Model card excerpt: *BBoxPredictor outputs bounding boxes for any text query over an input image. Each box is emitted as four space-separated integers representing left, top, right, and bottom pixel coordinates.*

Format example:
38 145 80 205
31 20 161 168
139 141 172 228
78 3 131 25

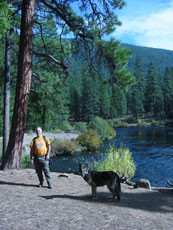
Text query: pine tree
145 62 163 116
129 56 146 118
162 67 173 117
99 78 111 119
110 86 127 117
81 69 100 122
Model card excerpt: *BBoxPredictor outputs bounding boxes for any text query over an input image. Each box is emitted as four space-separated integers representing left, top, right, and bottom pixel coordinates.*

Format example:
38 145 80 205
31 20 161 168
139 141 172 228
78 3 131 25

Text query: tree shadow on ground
0 180 38 188
40 188 173 213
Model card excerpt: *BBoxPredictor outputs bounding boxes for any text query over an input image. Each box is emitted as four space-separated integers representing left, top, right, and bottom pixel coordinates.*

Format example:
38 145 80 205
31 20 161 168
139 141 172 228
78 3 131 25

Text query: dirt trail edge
0 169 172 230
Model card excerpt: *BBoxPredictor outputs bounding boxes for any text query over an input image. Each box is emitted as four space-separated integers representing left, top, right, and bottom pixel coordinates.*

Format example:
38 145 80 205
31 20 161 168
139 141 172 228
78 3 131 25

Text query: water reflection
51 126 173 187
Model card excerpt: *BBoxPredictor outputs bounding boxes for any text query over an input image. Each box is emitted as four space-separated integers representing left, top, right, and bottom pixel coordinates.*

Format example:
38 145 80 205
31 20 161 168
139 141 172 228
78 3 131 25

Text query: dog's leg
91 185 97 199
107 185 114 199
114 182 121 202
108 183 121 202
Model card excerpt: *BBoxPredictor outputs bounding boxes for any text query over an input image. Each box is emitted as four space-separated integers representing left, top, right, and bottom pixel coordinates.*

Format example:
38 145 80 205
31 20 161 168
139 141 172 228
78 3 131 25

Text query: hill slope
122 43 173 73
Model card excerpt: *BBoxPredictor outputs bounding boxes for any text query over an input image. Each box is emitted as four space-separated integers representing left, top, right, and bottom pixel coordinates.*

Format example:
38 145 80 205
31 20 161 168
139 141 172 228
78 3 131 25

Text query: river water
50 126 173 187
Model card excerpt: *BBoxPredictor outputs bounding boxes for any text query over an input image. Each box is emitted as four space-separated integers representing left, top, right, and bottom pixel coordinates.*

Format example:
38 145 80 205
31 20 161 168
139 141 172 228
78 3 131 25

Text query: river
50 126 173 187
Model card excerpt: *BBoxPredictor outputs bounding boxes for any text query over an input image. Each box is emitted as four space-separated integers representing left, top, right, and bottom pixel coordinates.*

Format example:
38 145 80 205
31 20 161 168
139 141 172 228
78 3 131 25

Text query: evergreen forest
1 0 173 136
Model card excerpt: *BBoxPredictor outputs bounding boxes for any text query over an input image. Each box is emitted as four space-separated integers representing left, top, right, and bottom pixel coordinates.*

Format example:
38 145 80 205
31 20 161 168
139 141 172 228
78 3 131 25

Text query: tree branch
32 50 68 75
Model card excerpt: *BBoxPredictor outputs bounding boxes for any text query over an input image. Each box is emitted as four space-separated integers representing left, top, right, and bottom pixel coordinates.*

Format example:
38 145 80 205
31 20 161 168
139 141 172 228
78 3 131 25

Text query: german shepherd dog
79 164 121 201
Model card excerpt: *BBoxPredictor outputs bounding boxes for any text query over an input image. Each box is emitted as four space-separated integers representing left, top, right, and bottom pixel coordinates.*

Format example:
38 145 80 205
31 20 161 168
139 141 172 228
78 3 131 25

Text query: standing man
30 127 53 189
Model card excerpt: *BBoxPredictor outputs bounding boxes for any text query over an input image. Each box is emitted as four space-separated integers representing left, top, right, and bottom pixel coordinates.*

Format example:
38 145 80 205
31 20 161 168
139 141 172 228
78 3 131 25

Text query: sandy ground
0 169 172 230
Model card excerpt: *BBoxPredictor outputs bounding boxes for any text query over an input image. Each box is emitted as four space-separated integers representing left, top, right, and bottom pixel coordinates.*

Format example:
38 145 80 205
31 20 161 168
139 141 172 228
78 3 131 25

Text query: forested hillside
1 0 173 137
122 43 173 74
1 40 173 133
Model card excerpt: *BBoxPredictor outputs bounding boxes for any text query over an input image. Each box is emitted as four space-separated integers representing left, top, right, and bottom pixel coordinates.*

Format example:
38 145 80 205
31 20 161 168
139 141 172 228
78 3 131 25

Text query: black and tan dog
79 164 121 201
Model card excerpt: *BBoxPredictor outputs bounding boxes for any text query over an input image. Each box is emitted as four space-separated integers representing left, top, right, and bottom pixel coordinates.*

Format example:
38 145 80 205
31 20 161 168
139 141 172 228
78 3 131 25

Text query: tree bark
1 0 35 169
3 30 11 155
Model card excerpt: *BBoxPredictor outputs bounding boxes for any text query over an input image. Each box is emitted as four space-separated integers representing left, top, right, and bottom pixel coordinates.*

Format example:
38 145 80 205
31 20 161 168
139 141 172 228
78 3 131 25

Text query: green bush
137 119 147 127
58 121 72 132
76 129 102 152
74 122 87 133
88 116 115 140
107 119 115 128
116 122 129 128
151 120 165 126
51 138 77 155
21 155 32 168
125 116 136 124
165 120 173 127
92 144 136 179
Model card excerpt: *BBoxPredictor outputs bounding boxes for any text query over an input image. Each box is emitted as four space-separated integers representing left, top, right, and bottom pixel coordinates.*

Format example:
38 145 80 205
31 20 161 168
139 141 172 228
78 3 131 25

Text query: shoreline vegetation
0 116 173 180
0 116 173 159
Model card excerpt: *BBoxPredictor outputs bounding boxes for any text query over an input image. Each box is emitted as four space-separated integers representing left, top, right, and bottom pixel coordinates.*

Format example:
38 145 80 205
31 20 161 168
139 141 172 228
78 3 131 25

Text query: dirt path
0 169 172 230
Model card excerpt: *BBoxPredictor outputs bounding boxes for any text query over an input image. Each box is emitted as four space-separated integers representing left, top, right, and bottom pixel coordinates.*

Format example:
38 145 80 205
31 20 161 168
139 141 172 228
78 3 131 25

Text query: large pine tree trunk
3 30 11 155
1 0 35 169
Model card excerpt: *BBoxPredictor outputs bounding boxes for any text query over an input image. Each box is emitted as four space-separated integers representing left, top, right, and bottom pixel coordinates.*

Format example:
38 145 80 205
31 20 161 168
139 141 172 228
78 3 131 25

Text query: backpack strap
33 136 47 146
43 136 47 145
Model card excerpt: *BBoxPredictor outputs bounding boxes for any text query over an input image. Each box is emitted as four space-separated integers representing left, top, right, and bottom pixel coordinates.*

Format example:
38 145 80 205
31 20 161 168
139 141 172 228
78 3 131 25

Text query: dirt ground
0 169 172 230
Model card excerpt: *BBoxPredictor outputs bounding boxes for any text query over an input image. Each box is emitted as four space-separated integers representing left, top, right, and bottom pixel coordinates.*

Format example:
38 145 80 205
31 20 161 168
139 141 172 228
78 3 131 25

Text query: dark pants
34 155 52 187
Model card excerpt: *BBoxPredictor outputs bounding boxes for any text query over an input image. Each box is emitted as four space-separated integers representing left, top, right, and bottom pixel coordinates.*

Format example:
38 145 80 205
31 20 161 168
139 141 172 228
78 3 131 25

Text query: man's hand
30 159 34 165
45 155 49 161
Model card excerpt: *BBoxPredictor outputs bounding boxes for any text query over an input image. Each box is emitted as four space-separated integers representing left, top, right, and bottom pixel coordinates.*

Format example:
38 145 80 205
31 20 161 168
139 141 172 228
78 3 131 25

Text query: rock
134 179 151 190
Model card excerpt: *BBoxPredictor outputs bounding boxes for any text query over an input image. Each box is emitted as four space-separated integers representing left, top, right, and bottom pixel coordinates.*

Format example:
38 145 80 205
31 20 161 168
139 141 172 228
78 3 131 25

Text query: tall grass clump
93 144 136 179
88 116 116 140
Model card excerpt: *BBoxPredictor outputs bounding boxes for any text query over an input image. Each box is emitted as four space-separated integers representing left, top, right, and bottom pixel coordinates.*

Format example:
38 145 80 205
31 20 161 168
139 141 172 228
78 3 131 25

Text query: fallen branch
165 179 173 187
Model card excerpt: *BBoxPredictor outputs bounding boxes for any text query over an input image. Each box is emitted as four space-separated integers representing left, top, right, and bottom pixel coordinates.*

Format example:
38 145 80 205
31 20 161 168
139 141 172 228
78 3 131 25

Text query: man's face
36 128 42 137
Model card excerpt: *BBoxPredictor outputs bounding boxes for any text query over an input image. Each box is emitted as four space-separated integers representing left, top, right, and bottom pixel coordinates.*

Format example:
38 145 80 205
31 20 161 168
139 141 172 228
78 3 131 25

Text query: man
30 127 53 189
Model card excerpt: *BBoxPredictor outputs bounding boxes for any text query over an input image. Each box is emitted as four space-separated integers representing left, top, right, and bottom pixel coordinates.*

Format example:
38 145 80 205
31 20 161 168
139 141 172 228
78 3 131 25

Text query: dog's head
79 164 90 181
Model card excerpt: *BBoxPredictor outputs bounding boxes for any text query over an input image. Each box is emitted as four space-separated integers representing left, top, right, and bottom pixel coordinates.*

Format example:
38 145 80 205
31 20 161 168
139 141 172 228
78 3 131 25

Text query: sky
112 0 173 50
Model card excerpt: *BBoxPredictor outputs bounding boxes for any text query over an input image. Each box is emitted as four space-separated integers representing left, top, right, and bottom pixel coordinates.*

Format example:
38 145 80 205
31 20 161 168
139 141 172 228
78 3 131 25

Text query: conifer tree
129 56 146 118
145 62 163 116
162 67 173 117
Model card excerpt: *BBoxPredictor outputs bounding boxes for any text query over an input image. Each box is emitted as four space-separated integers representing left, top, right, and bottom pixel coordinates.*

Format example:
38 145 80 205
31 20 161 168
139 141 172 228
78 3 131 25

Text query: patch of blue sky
113 0 173 50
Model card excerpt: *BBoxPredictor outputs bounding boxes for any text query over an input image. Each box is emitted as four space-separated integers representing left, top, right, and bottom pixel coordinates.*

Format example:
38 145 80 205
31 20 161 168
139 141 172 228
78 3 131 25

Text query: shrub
165 120 173 127
109 127 116 138
88 116 115 140
137 119 147 127
58 121 72 132
51 138 77 155
107 119 115 128
151 120 165 126
125 116 136 124
117 122 129 128
74 122 87 133
92 144 136 179
21 155 32 168
76 129 102 152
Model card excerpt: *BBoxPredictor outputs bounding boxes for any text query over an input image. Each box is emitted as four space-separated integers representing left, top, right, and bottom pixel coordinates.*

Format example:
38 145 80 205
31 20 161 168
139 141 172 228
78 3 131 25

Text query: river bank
0 168 172 230
0 132 79 156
